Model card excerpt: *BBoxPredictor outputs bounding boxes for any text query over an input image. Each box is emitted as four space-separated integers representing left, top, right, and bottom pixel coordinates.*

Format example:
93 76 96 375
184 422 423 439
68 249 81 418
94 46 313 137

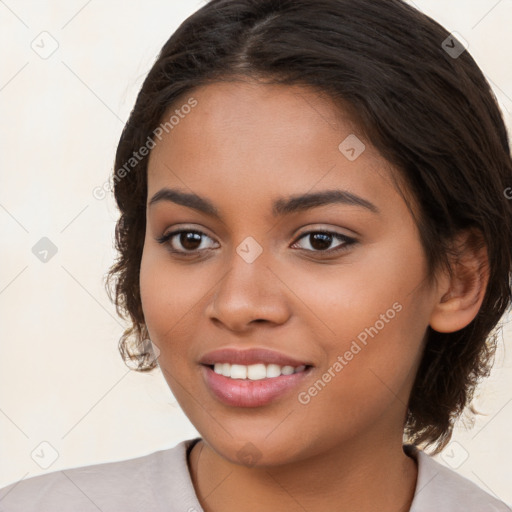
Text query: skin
139 81 488 512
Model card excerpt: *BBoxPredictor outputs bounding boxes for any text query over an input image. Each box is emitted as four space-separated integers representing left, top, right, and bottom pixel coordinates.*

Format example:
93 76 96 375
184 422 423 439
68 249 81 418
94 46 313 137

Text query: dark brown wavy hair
104 0 512 453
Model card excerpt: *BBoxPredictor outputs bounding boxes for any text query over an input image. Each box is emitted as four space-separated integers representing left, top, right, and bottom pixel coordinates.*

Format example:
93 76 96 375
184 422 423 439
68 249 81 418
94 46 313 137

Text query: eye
291 230 356 255
155 228 357 257
155 229 218 254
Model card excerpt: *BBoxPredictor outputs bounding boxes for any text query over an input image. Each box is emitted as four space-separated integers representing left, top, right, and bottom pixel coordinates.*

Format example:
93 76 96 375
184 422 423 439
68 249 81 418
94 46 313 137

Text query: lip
201 364 313 407
198 347 312 367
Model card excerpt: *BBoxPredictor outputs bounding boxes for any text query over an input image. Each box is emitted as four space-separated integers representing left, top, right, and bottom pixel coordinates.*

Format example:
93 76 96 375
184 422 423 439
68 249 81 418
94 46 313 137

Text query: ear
429 229 489 333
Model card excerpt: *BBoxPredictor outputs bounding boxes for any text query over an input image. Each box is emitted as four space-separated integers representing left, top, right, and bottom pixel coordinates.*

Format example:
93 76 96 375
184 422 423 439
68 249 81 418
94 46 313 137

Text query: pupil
181 232 202 250
310 233 332 250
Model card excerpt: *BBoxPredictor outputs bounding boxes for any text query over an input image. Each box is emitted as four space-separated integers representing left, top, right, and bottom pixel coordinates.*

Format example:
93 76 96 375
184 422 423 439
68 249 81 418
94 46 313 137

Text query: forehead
152 80 360 156
146 80 401 217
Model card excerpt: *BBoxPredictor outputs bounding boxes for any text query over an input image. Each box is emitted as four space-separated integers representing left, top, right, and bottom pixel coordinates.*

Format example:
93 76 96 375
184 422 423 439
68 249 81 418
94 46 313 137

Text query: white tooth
230 364 247 379
213 363 224 374
266 364 281 378
247 364 267 380
221 363 231 377
294 365 306 373
281 365 295 375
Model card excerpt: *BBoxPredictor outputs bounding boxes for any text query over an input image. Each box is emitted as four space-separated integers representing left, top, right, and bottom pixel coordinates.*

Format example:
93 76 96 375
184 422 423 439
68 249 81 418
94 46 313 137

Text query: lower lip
201 365 313 407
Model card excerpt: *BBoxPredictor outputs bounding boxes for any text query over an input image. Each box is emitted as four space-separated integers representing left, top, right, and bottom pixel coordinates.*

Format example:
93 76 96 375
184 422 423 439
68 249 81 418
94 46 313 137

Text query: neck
188 433 417 512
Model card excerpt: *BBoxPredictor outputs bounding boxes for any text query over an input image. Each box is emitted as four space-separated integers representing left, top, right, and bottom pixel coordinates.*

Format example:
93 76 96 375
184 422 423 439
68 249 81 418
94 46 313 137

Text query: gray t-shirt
0 437 509 511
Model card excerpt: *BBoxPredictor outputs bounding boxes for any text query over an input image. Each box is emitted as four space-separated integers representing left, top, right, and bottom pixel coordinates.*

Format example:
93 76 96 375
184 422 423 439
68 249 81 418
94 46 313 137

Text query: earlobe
429 229 489 334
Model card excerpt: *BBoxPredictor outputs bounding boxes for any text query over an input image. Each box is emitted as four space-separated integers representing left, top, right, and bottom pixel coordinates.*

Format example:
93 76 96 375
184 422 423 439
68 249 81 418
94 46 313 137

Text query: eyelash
155 228 357 257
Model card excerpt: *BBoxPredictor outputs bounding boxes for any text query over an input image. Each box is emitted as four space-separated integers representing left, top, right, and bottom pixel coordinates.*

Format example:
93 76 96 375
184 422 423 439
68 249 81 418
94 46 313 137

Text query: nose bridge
206 237 290 328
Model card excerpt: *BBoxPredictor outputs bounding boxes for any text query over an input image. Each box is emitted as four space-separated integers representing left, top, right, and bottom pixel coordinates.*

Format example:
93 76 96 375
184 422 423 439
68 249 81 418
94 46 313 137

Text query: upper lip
199 347 312 367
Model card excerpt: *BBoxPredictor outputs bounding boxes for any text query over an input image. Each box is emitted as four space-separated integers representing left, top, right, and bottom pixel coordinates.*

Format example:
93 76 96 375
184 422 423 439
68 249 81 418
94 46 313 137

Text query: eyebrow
148 187 379 219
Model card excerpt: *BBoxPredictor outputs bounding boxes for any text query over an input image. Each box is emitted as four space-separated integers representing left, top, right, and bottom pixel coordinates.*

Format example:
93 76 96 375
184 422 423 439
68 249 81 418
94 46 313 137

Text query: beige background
1 0 511 505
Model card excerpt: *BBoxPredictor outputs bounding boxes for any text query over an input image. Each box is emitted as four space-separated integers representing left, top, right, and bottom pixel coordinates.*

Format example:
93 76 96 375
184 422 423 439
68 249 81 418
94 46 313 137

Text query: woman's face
140 81 439 465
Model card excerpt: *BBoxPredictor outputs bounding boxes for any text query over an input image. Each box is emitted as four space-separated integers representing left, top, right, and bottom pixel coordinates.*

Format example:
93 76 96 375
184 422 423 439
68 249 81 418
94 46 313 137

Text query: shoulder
0 438 203 512
405 445 511 512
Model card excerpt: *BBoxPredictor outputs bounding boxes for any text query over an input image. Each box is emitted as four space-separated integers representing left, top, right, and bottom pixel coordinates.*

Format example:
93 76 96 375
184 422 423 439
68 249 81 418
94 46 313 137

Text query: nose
205 251 291 332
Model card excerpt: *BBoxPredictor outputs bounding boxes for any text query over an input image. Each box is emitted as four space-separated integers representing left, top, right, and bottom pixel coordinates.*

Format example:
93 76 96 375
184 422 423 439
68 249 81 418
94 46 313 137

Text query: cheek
139 244 201 349
293 234 431 417
295 232 429 347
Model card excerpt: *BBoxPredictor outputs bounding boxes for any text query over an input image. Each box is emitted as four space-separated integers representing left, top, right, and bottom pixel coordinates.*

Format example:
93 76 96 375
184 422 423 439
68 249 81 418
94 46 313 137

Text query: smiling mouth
201 363 313 408
203 362 312 380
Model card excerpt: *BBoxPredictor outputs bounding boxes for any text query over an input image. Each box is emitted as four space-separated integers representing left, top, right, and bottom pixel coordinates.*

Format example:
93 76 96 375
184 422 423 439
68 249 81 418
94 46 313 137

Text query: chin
201 429 313 468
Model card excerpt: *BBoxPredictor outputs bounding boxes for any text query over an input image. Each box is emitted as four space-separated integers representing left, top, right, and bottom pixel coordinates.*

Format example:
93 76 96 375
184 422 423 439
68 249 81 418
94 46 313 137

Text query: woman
1 0 511 510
